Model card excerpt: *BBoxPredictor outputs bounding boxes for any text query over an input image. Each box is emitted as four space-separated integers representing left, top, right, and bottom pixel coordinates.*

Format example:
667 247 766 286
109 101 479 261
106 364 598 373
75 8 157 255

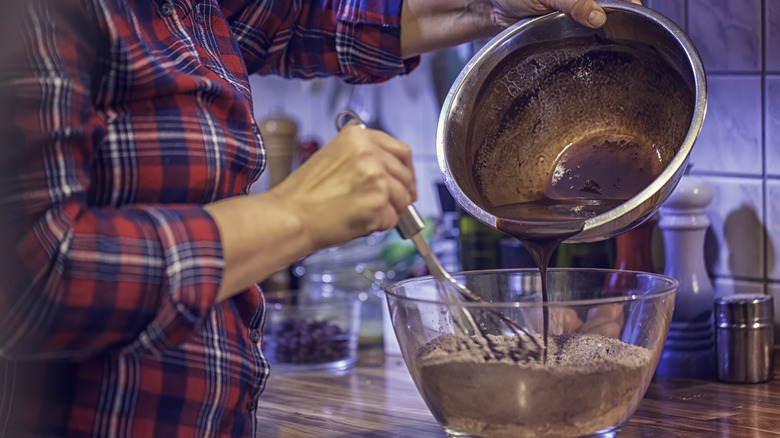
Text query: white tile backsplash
713 277 765 299
699 176 764 280
375 61 440 160
764 180 780 281
648 0 686 30
689 76 762 175
250 75 342 144
768 284 780 341
767 77 780 176
768 1 780 73
688 0 762 73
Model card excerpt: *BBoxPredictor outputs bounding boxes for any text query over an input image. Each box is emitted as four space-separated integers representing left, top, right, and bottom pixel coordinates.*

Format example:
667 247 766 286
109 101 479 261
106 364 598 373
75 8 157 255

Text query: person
0 0 637 436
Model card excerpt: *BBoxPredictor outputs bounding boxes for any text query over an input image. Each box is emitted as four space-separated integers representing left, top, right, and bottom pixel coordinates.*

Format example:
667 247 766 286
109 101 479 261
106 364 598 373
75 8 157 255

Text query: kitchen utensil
437 0 706 243
335 110 541 360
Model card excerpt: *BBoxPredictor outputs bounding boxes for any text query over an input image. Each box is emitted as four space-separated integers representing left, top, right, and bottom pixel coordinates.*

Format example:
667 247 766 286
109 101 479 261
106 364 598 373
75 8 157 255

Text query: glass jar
297 234 393 348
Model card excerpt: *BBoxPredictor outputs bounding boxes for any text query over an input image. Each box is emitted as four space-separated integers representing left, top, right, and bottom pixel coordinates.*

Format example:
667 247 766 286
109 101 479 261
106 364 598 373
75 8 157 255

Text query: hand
271 125 417 250
576 304 624 338
491 0 642 29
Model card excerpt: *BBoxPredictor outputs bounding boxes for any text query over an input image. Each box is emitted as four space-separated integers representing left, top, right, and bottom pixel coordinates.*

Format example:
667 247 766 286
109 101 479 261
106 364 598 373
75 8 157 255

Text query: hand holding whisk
335 110 542 362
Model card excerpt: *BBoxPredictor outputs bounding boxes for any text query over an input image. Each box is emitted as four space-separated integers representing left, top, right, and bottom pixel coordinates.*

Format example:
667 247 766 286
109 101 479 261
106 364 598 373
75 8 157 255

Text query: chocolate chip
262 318 350 364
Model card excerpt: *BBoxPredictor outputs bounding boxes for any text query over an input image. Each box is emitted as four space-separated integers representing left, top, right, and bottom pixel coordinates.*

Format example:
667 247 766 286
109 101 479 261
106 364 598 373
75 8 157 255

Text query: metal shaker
714 294 774 383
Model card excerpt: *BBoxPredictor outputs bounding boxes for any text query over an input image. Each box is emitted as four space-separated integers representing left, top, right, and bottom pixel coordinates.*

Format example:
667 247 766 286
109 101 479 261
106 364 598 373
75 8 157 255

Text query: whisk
335 110 542 362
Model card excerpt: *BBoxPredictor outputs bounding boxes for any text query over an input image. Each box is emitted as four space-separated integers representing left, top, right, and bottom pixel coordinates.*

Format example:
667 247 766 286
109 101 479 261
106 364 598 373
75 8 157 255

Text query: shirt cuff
335 0 420 83
127 206 224 354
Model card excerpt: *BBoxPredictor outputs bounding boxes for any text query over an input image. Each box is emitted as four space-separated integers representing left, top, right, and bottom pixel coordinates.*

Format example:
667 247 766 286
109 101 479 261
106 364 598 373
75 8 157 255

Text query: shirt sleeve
0 1 224 362
220 0 420 83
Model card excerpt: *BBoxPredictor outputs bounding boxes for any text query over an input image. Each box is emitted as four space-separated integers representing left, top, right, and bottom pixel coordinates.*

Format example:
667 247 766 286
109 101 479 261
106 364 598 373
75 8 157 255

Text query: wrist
468 0 508 35
401 0 502 57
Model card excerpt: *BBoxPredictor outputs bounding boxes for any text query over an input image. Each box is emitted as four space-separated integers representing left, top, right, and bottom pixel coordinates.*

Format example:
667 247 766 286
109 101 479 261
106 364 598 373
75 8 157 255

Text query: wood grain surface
256 349 780 437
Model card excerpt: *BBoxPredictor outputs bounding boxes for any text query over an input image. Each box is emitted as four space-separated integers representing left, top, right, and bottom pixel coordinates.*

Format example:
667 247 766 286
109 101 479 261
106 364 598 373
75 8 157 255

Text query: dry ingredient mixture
416 332 653 438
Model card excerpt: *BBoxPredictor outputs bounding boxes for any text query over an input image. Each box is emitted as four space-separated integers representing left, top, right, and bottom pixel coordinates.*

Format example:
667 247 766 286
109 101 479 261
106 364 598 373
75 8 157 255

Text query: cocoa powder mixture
416 332 653 438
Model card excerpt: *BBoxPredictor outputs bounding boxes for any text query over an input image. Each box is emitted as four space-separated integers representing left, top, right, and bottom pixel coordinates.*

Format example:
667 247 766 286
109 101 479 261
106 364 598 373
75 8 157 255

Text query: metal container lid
714 294 774 326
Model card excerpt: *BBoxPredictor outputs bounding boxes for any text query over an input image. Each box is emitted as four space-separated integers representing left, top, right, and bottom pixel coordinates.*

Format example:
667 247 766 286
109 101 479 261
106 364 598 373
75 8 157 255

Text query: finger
356 156 415 215
384 175 416 218
377 149 418 202
369 129 415 168
335 125 412 166
346 127 418 201
548 0 606 28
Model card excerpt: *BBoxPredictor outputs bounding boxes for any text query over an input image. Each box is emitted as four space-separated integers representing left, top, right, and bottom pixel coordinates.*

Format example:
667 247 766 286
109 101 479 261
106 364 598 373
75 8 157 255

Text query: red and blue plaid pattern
0 0 416 436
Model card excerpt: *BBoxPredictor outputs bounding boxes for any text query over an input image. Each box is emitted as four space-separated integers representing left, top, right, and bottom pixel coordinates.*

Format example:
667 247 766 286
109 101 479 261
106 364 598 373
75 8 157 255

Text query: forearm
400 0 499 58
205 191 315 302
209 124 419 302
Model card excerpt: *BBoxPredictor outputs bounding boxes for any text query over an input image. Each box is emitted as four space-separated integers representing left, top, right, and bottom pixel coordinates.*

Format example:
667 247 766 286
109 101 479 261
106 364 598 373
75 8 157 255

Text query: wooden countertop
257 349 780 437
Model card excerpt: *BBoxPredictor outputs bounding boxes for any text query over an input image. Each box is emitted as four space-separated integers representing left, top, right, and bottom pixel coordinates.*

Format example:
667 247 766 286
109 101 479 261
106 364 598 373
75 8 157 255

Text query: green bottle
458 212 504 271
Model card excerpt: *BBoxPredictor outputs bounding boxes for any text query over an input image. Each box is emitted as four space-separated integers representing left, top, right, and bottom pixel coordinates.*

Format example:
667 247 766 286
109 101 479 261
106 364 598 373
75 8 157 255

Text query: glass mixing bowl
385 268 676 438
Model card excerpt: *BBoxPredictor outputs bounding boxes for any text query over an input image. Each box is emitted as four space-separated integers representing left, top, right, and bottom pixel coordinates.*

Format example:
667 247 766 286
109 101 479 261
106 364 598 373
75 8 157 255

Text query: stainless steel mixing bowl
436 0 706 242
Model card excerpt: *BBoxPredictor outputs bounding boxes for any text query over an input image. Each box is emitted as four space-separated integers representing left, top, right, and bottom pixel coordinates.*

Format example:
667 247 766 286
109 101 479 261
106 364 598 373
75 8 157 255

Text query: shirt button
249 329 261 343
247 398 258 412
157 1 174 17
194 12 205 24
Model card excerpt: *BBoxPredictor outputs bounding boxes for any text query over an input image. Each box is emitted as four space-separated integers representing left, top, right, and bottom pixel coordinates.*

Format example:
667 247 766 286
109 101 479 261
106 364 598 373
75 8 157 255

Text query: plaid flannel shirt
0 0 417 436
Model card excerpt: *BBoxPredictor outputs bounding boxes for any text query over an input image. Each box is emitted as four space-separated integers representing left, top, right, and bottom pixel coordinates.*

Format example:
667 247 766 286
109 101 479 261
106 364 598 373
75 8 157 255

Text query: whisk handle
396 206 425 240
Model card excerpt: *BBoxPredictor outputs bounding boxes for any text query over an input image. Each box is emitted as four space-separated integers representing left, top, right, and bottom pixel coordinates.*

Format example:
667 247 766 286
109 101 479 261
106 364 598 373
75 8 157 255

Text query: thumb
548 0 606 28
548 0 643 29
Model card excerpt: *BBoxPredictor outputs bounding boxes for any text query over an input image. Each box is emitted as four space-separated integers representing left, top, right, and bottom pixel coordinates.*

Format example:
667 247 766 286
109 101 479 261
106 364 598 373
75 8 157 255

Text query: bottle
554 240 614 269
605 214 658 295
433 182 461 273
613 214 657 273
298 138 320 164
458 211 503 271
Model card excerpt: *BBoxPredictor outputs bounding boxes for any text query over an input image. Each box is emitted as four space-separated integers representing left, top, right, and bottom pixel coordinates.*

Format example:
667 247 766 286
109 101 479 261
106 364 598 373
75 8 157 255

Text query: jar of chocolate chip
262 290 361 372
714 294 774 383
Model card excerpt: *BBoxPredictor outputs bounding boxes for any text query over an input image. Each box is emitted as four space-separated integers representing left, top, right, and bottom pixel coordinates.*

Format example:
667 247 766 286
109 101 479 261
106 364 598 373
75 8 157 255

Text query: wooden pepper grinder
261 114 298 189
655 174 716 379
260 114 298 292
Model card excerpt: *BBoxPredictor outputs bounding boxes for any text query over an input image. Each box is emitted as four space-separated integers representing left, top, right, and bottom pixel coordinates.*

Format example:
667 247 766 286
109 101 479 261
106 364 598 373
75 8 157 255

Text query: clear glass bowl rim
383 267 678 308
